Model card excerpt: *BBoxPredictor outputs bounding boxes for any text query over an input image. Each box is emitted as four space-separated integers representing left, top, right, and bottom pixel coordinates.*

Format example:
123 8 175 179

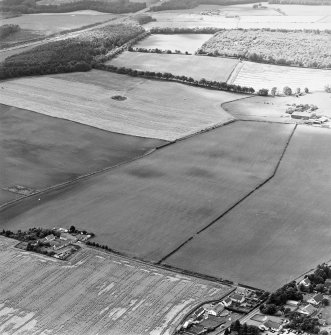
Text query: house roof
303 304 317 315
312 293 324 303
231 293 244 301
264 320 282 330
194 306 205 316
300 278 311 285
45 234 55 240
223 297 232 304
201 315 226 330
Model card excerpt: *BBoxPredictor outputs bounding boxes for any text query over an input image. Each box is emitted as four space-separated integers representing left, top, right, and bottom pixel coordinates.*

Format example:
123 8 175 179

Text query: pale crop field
231 61 331 92
0 121 294 263
1 12 117 36
109 52 239 82
0 71 237 141
134 34 214 53
0 237 232 334
165 126 331 291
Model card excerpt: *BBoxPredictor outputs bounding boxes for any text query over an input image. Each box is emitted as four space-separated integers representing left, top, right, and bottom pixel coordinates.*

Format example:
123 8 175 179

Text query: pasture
230 62 331 92
0 237 232 334
1 12 117 37
0 121 294 262
134 34 213 53
223 92 331 122
109 52 239 82
165 126 331 291
0 104 164 206
0 71 237 141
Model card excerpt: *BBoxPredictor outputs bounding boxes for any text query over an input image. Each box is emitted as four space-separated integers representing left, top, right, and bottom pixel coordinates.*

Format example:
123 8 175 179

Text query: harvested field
1 12 117 36
109 52 239 82
165 126 331 291
0 104 164 205
134 34 214 53
231 61 331 92
0 71 238 141
0 121 294 262
0 237 232 334
223 92 331 122
265 3 331 16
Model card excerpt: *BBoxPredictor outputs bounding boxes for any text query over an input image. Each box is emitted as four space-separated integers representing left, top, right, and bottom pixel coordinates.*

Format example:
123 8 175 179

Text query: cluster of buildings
286 103 329 124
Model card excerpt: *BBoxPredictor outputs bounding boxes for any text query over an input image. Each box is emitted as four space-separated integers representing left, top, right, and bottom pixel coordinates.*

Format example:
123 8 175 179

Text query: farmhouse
308 293 324 306
298 304 317 316
194 306 205 318
221 297 232 307
263 320 282 332
45 234 55 241
231 293 245 303
204 303 225 316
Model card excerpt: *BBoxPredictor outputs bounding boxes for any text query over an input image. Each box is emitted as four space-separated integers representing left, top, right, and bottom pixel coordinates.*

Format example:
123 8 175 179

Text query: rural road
0 0 165 60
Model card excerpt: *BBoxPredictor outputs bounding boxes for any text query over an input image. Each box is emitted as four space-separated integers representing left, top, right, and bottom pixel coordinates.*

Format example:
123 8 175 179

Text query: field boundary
227 61 245 84
158 123 298 264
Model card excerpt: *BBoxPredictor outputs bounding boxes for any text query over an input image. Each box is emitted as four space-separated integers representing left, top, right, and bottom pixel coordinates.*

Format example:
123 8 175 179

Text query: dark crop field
0 121 294 262
165 126 331 291
0 104 165 205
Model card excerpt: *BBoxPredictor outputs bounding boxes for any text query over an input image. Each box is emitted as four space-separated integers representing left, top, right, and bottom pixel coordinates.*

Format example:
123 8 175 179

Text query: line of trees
95 63 255 94
128 46 191 55
1 0 145 15
149 27 222 34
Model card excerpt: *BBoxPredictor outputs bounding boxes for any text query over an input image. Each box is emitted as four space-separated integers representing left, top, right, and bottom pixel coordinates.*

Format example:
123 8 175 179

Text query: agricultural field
265 2 331 15
133 33 213 53
223 92 331 122
109 52 239 82
0 121 294 263
230 61 331 92
0 104 164 206
0 70 238 141
165 126 331 291
1 12 117 38
0 237 232 334
199 30 331 68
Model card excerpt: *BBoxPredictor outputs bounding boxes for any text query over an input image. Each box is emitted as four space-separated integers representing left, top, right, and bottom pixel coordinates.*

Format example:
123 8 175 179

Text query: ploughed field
0 104 165 206
229 61 331 92
0 71 237 141
0 237 232 334
0 121 294 263
133 33 213 53
165 126 331 291
109 52 239 82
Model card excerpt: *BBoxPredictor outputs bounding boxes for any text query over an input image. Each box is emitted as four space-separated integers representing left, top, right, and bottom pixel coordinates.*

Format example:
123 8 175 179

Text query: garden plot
0 237 232 335
0 121 294 262
134 34 213 53
0 71 237 141
109 52 239 82
0 104 164 206
165 126 331 291
231 62 331 92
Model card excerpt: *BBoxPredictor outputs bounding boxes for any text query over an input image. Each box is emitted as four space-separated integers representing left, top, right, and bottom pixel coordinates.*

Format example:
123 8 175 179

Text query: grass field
223 92 331 122
0 121 294 262
230 61 331 92
165 126 331 291
0 71 238 141
134 34 213 53
109 52 239 82
0 104 164 206
1 12 117 36
0 237 232 334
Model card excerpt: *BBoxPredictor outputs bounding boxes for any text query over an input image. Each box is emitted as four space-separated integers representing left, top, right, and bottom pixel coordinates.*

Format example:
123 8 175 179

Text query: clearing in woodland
0 121 294 263
230 61 331 92
165 126 331 291
0 71 238 141
0 237 232 335
108 52 239 82
0 104 165 206
133 34 213 53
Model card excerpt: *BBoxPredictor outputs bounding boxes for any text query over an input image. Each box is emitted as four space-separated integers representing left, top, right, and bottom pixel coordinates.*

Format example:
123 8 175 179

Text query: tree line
95 63 255 94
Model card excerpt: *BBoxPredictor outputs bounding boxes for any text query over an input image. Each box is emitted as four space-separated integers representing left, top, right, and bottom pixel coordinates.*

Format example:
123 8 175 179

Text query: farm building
291 112 310 120
308 293 324 305
325 279 331 287
221 297 232 307
231 293 245 303
194 306 205 318
263 320 282 331
286 300 300 307
298 304 317 316
204 303 225 316
45 234 55 241
299 278 311 287
200 315 226 330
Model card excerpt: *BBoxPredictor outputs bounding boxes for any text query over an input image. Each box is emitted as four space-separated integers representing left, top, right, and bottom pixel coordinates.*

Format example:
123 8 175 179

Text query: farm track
158 123 298 265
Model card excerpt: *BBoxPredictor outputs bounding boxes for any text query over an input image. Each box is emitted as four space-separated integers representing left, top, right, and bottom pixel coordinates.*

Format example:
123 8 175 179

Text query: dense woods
0 0 145 14
199 29 331 69
0 24 144 79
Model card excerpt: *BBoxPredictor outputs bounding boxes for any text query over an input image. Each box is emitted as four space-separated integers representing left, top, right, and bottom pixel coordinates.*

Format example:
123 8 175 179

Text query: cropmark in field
165 126 331 291
1 121 294 263
0 237 232 335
